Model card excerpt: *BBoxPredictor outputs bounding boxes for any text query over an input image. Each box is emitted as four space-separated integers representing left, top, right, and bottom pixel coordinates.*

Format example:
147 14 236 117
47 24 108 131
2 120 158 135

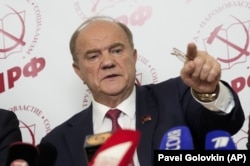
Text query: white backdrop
0 0 249 149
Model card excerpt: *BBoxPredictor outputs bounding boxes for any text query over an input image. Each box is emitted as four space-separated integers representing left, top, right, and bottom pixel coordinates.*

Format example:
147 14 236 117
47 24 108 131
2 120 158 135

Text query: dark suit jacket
41 77 245 166
0 109 22 166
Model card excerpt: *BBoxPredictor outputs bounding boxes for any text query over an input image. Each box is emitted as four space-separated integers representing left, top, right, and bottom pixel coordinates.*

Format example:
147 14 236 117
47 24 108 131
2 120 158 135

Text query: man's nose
101 52 115 69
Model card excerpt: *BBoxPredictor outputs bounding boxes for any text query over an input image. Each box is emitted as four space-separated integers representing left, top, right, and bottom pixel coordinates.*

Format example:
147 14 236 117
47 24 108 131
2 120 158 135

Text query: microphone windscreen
89 129 140 166
159 126 194 150
6 141 38 166
205 130 237 150
36 142 57 166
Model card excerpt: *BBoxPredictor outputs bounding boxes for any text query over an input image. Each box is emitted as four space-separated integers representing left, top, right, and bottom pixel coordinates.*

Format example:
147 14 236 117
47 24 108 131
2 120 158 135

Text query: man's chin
103 89 123 96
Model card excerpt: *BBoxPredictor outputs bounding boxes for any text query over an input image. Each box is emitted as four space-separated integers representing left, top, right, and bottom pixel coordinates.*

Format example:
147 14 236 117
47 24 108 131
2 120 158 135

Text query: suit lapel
135 85 158 166
61 87 159 166
64 106 93 166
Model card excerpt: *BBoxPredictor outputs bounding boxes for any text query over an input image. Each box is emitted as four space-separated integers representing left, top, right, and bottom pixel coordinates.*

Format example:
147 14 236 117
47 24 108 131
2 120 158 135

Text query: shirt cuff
191 81 235 114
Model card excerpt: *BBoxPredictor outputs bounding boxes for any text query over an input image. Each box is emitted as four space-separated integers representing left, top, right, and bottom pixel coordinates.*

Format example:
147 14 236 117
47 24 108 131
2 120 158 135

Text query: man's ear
72 63 81 78
133 49 137 62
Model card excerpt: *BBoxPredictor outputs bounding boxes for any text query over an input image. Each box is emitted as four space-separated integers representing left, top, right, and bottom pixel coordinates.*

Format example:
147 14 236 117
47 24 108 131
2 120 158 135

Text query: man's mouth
104 74 119 79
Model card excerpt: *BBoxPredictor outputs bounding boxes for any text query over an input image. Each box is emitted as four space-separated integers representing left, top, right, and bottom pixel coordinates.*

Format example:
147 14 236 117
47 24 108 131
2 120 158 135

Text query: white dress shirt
92 87 139 165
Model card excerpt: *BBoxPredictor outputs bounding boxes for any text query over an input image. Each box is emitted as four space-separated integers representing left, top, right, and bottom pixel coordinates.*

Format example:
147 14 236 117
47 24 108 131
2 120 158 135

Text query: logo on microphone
165 128 182 150
159 126 194 150
211 136 230 148
85 132 112 146
205 130 237 150
89 130 140 166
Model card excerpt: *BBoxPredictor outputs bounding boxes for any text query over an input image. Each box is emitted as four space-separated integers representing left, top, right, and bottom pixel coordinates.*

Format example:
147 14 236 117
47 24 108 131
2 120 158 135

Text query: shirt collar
92 86 136 125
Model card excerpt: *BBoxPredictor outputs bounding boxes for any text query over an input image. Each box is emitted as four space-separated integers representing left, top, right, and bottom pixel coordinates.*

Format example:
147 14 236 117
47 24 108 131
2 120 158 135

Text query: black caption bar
154 150 250 165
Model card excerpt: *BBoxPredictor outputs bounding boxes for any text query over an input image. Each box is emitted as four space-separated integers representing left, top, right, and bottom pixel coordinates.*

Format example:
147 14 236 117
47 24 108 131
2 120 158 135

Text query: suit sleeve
150 77 245 149
180 79 245 149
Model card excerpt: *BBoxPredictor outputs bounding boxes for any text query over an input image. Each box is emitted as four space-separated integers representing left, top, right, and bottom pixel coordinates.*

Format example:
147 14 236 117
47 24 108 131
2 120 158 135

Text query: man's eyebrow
84 49 100 56
84 43 124 55
109 42 124 48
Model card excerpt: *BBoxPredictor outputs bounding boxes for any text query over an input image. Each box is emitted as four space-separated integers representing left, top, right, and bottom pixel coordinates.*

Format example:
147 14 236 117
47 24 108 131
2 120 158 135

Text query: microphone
88 129 140 166
35 142 57 166
84 132 112 162
205 130 237 150
6 141 38 166
246 115 250 150
159 126 194 150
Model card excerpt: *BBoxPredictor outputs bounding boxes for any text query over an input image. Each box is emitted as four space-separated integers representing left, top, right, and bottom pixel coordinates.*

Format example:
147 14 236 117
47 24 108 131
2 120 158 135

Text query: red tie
106 109 135 166
106 109 122 132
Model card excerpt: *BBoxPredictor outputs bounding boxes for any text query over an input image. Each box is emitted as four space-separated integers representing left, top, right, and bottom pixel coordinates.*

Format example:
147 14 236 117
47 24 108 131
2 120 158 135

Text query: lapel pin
141 115 152 124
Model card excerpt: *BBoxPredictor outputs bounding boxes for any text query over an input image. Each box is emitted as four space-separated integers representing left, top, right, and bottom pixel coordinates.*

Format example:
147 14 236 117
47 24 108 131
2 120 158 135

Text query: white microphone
159 126 194 150
89 129 140 166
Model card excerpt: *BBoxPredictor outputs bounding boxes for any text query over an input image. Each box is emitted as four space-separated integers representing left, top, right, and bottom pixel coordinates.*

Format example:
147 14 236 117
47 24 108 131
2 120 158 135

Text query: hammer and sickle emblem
207 15 249 63
0 5 25 53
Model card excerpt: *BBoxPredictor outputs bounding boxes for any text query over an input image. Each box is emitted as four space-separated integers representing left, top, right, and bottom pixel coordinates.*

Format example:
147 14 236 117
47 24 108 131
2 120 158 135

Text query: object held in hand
171 47 194 62
171 47 219 102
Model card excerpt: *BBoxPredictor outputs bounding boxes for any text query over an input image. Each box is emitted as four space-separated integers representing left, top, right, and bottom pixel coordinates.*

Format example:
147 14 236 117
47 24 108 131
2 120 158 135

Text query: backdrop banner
0 0 249 149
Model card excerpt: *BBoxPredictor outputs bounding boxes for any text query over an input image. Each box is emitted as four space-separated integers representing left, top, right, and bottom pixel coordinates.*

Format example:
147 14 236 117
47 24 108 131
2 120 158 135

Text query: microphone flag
89 129 140 166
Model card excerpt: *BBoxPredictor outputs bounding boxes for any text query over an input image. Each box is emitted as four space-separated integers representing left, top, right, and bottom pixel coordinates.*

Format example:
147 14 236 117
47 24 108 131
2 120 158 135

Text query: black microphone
84 132 112 162
5 141 38 166
35 142 57 166
205 130 237 150
246 115 250 150
159 126 194 150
